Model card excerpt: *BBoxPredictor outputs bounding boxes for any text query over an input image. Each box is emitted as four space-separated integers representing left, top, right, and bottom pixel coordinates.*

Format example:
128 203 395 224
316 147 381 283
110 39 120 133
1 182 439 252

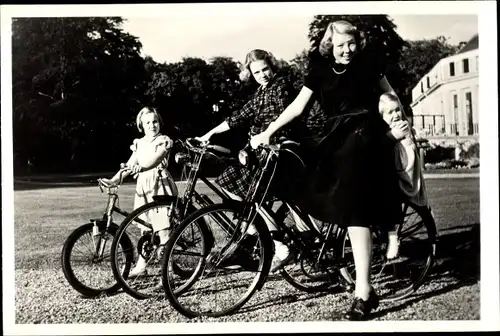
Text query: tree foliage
11 16 462 175
12 17 147 173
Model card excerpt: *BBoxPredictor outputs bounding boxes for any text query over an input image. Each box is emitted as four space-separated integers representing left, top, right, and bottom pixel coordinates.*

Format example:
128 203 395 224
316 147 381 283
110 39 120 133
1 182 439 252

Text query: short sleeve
273 77 296 112
226 98 255 130
154 135 172 152
130 139 139 152
303 49 324 92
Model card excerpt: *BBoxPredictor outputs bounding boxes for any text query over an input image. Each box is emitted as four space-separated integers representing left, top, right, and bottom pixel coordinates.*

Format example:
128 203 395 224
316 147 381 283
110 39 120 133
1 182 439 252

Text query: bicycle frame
228 141 347 272
126 139 236 236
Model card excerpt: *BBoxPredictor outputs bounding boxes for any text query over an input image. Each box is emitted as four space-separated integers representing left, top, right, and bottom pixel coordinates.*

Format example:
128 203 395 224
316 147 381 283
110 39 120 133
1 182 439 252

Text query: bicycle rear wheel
110 199 209 299
162 202 273 318
340 202 437 302
61 222 133 297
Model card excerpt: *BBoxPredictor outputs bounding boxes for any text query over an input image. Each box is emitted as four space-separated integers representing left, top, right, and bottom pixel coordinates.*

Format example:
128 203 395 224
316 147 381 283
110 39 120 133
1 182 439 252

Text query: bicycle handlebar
185 137 232 155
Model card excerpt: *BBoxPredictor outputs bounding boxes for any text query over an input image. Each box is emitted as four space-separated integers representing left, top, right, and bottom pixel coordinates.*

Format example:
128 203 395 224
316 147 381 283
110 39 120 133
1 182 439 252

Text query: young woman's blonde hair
136 107 163 132
239 49 280 82
318 20 366 57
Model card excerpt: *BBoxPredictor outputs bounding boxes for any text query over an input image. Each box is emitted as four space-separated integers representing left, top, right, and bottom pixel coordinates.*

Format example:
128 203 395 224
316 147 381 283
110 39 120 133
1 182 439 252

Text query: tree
308 15 406 67
290 49 309 77
12 17 147 174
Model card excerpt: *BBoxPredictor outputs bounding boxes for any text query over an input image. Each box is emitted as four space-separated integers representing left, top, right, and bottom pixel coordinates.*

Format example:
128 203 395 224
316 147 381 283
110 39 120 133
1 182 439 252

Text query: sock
273 239 290 260
158 229 170 245
246 223 257 236
386 231 400 258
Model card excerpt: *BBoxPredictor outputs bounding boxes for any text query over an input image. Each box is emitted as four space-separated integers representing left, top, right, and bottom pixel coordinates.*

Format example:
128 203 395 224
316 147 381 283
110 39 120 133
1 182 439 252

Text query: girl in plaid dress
197 49 299 270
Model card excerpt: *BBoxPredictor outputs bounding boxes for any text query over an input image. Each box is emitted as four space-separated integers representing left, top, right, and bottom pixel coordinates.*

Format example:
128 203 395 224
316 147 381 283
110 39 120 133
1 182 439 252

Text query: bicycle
61 167 134 297
109 138 237 299
161 139 437 317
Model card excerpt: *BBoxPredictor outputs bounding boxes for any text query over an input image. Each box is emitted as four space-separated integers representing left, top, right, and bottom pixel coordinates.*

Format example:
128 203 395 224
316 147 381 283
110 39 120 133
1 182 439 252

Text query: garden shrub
424 145 456 164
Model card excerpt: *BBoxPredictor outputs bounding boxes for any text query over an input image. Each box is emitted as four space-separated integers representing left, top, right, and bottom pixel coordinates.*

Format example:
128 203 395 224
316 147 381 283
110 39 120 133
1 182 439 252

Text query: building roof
456 34 479 55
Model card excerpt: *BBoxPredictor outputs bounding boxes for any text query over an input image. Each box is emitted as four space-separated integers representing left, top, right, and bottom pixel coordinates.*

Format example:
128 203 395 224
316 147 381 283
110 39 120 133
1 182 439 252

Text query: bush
460 142 480 160
425 159 468 170
424 145 455 164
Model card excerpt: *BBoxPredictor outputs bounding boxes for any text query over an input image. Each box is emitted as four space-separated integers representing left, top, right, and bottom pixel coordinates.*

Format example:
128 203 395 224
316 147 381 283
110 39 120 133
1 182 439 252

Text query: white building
410 34 479 138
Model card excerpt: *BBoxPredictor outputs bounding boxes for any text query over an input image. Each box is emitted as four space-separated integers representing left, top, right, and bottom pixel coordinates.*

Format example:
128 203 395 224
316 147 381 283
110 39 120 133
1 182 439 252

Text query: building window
449 62 455 76
452 93 459 135
420 82 423 93
426 76 430 88
465 92 474 135
463 58 469 73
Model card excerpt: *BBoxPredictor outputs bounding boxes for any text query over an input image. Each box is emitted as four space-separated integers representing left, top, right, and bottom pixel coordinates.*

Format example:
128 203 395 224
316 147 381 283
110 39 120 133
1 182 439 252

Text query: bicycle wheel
162 202 273 318
340 202 437 302
61 222 133 297
110 199 209 299
275 205 344 293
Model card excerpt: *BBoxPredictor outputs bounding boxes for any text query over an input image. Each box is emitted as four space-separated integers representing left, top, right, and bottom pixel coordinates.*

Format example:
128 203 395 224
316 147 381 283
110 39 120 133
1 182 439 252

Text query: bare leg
221 187 290 265
347 226 373 300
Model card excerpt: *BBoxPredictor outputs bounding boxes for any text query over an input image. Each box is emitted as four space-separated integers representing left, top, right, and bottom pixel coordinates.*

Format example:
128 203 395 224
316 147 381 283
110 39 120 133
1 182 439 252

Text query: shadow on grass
372 222 480 319
233 273 346 316
231 223 480 319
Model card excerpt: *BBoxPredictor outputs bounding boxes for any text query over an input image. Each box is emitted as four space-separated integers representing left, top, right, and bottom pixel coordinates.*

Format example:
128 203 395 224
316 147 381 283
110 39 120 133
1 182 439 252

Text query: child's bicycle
61 167 135 297
160 139 437 318
109 138 237 299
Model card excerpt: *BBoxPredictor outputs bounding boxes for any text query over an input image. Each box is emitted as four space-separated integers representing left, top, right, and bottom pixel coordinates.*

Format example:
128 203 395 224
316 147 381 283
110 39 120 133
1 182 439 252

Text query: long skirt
290 109 403 230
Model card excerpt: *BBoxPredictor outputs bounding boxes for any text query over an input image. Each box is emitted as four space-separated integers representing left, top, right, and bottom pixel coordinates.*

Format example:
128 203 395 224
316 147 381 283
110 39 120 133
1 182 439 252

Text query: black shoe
344 289 379 321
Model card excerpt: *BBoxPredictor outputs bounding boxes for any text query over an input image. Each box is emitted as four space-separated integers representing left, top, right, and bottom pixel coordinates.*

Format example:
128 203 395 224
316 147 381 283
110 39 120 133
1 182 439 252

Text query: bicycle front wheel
110 199 208 299
61 222 133 297
340 202 437 302
162 202 273 318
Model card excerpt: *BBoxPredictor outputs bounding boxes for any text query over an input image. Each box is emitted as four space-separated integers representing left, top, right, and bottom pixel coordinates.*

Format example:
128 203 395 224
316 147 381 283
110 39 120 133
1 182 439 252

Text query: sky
121 14 478 64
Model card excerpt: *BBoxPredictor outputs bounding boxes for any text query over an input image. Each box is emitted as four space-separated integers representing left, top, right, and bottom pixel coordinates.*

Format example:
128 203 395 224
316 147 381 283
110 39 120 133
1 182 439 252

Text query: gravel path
14 264 479 324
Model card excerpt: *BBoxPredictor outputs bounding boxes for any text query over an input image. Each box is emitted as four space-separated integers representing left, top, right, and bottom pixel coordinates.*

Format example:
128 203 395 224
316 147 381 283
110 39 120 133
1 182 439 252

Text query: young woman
197 49 300 271
250 20 409 320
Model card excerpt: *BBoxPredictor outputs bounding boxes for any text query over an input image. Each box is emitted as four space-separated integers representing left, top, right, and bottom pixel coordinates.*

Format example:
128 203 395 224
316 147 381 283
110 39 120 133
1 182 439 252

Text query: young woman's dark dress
290 48 402 229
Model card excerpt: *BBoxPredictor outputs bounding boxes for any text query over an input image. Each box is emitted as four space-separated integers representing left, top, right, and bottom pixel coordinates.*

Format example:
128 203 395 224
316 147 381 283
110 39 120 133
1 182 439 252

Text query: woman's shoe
344 289 379 321
128 257 148 277
128 266 147 277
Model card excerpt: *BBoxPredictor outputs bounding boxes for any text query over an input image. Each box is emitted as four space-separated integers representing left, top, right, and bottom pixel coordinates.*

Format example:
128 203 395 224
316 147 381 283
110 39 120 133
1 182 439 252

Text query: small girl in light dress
106 107 178 276
379 93 428 261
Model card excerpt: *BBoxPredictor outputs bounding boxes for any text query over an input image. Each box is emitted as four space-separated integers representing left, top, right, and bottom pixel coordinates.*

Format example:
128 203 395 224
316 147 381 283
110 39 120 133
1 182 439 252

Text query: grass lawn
9 178 482 324
13 178 480 271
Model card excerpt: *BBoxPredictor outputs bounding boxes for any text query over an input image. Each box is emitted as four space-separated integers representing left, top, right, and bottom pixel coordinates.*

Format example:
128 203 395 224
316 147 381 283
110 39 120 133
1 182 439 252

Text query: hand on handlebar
250 131 271 149
195 134 211 143
119 163 142 175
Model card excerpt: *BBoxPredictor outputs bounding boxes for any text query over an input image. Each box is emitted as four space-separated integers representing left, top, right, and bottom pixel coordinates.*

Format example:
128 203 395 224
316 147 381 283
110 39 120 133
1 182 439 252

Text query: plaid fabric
226 75 296 142
215 165 254 198
217 74 297 197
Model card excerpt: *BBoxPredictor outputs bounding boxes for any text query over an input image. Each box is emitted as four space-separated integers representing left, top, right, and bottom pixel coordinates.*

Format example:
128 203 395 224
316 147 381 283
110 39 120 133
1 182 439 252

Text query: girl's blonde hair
319 20 366 57
136 107 163 132
379 92 417 142
379 92 409 120
239 49 280 82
